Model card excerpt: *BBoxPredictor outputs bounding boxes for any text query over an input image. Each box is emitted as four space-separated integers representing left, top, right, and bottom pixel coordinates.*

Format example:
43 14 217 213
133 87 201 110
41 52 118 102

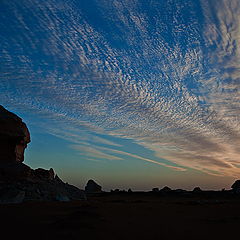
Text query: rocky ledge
0 106 85 203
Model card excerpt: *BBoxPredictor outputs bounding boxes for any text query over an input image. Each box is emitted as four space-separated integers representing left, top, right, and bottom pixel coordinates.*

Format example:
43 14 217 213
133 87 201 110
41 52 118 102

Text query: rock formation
152 187 159 192
0 105 86 203
85 179 102 193
231 180 240 193
0 105 30 163
193 187 202 193
160 186 172 192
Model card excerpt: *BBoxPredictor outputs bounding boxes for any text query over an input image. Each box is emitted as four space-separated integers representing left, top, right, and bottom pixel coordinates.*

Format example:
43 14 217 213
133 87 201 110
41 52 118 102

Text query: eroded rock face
0 106 86 203
0 105 30 163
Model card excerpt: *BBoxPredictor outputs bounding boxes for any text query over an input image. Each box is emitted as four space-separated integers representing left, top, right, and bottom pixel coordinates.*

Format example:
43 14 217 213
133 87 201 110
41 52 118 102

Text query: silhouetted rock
160 186 172 192
193 187 202 193
0 105 30 163
174 189 187 193
0 106 86 203
0 175 86 202
55 195 70 202
54 174 65 184
0 162 33 181
85 179 102 193
0 189 25 204
34 168 55 181
231 180 240 193
152 187 159 192
128 188 132 193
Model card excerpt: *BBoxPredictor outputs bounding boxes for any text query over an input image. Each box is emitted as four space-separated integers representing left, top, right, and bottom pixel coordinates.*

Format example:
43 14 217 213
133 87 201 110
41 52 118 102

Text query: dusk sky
1 0 240 191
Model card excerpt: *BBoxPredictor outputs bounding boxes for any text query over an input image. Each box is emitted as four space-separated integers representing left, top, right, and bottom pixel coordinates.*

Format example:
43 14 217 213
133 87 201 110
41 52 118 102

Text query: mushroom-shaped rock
0 105 30 163
85 179 102 193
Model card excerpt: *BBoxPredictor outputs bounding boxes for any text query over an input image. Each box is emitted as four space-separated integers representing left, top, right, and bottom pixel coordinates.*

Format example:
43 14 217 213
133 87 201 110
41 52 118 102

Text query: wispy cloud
1 0 240 177
70 145 123 161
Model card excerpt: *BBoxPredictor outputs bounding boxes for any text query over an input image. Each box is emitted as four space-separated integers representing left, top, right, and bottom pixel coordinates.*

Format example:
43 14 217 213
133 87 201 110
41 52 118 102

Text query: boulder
152 187 159 192
0 162 33 181
160 186 172 192
85 179 102 193
193 187 202 193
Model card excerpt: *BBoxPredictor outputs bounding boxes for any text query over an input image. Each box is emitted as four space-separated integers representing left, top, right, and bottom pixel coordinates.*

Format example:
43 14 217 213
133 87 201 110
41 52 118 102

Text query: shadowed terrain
1 192 240 240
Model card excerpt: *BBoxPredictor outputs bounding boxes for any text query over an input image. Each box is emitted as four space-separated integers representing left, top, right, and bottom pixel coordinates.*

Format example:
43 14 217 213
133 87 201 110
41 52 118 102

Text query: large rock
0 106 86 202
0 105 30 163
0 173 86 202
193 187 202 193
231 180 240 193
0 189 25 204
0 162 33 181
85 179 102 193
160 186 172 193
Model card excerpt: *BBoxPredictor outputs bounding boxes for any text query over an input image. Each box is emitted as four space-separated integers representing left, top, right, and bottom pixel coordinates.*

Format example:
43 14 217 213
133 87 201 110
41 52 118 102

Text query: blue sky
1 0 240 190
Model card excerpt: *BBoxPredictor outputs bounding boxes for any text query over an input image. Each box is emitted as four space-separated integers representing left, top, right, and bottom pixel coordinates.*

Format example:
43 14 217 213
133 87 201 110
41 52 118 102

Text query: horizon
1 0 240 191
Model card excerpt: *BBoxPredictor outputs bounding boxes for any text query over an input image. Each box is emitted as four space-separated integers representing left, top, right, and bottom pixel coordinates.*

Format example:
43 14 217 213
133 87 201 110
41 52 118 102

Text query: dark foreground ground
1 192 240 240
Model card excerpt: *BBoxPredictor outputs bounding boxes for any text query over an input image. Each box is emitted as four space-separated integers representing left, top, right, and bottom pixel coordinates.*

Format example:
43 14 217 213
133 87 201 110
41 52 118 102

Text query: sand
1 192 240 239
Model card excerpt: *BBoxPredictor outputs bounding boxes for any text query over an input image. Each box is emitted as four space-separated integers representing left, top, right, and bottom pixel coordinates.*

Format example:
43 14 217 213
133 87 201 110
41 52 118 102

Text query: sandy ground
1 193 240 240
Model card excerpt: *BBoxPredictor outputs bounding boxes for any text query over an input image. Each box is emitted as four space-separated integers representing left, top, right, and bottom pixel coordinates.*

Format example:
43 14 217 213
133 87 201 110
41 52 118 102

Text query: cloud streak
0 0 240 177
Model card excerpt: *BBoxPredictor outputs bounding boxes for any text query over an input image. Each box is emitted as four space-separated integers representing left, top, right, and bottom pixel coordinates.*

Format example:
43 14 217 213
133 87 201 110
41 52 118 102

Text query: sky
1 0 240 191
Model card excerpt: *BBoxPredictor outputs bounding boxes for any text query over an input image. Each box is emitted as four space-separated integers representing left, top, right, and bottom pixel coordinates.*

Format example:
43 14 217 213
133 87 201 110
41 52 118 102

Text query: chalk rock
0 189 25 204
152 187 159 192
193 187 202 193
0 106 86 202
0 105 30 163
85 179 102 193
34 168 55 181
231 180 240 193
160 186 172 192
55 195 70 202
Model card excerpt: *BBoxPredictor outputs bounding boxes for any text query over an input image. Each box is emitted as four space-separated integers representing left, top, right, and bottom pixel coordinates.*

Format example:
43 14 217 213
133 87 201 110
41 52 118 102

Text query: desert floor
1 192 240 240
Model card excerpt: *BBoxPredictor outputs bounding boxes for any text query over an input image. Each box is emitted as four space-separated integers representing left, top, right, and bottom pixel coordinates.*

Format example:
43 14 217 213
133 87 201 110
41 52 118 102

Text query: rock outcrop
0 105 86 203
231 180 240 193
160 186 172 192
0 105 30 163
85 179 102 193
193 187 202 193
152 187 159 192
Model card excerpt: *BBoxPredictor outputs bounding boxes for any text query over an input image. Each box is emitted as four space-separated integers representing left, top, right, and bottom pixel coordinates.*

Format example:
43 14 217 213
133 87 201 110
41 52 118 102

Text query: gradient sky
1 0 240 191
